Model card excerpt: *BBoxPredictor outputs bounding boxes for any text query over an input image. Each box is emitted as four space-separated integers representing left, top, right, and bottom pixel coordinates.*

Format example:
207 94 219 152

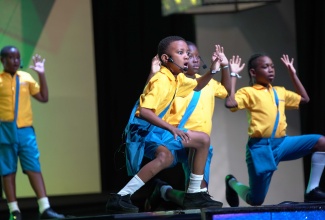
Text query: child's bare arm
225 55 245 108
281 54 309 104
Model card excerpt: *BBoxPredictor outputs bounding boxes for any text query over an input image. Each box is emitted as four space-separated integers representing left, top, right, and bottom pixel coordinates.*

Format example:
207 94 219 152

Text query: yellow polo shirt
136 66 197 118
166 74 228 135
0 71 40 127
232 84 300 138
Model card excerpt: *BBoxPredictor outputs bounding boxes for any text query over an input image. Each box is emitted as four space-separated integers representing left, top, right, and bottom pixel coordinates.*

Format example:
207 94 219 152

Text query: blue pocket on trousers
0 121 18 145
249 144 277 175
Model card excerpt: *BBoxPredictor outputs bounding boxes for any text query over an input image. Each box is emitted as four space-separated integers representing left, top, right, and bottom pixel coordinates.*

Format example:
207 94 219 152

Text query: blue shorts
245 134 321 205
0 126 41 175
144 126 186 160
144 123 213 184
125 117 187 175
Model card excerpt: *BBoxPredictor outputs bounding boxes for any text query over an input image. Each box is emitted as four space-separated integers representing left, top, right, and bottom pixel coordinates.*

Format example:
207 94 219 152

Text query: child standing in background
0 46 66 220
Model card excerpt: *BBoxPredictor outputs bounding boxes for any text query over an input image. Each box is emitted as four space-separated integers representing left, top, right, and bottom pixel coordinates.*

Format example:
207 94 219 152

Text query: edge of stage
70 202 325 220
1 193 325 219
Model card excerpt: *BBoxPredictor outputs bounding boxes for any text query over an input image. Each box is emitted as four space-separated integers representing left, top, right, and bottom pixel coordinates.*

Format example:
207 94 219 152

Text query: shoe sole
225 175 239 207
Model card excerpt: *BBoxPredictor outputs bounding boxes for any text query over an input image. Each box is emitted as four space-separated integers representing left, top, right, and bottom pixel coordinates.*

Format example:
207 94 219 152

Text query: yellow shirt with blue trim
166 74 228 135
0 71 40 127
231 84 300 138
136 66 198 118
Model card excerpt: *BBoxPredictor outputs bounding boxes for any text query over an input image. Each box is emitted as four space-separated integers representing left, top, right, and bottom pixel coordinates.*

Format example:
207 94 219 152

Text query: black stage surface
1 193 325 220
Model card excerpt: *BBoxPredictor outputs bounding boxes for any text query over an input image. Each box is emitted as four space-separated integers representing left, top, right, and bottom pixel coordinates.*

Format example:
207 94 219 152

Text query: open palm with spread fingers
29 54 46 74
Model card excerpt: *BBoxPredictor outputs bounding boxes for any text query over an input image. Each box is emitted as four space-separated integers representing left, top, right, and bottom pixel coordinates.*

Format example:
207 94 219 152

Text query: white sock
8 201 20 213
200 187 208 192
37 197 50 214
187 173 203 193
306 152 325 193
118 175 145 196
160 185 173 201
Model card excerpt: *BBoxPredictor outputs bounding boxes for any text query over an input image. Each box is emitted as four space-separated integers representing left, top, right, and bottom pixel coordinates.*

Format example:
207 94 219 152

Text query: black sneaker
10 211 22 220
144 179 169 212
182 192 223 209
39 208 65 219
225 174 239 207
106 193 139 214
304 187 325 203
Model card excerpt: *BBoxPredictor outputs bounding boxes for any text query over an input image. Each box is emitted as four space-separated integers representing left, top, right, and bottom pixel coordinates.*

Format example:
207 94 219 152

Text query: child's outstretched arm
225 55 245 108
194 45 222 91
214 45 231 95
30 54 48 103
280 54 309 104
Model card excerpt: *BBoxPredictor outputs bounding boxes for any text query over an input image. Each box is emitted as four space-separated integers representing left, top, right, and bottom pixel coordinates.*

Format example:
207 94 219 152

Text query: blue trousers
245 134 321 205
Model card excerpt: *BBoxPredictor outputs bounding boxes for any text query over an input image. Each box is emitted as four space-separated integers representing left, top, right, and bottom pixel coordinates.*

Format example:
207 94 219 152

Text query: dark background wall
294 1 325 189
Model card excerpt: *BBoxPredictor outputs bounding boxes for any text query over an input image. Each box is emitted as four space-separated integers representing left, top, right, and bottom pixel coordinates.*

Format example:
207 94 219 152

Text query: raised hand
215 44 228 67
210 54 222 72
210 46 223 71
151 54 161 74
229 55 245 76
146 54 161 84
280 54 296 74
280 54 309 103
29 54 45 75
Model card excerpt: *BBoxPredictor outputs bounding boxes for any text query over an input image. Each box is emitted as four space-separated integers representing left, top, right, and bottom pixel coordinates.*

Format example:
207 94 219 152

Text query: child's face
165 40 189 75
186 44 200 78
250 56 275 86
1 47 20 74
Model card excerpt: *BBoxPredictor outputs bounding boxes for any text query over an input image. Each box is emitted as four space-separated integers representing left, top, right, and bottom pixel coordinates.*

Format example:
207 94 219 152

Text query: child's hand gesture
280 54 296 74
146 54 161 84
29 54 45 75
210 53 222 72
210 45 225 72
151 54 161 74
215 44 228 67
229 55 245 76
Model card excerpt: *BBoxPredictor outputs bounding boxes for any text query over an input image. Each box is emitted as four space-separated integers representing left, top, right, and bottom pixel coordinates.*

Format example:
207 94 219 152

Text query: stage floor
1 194 325 220
67 202 325 220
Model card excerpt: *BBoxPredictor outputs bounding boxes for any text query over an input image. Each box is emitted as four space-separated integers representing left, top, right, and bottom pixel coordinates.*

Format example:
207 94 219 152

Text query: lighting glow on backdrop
0 0 100 197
